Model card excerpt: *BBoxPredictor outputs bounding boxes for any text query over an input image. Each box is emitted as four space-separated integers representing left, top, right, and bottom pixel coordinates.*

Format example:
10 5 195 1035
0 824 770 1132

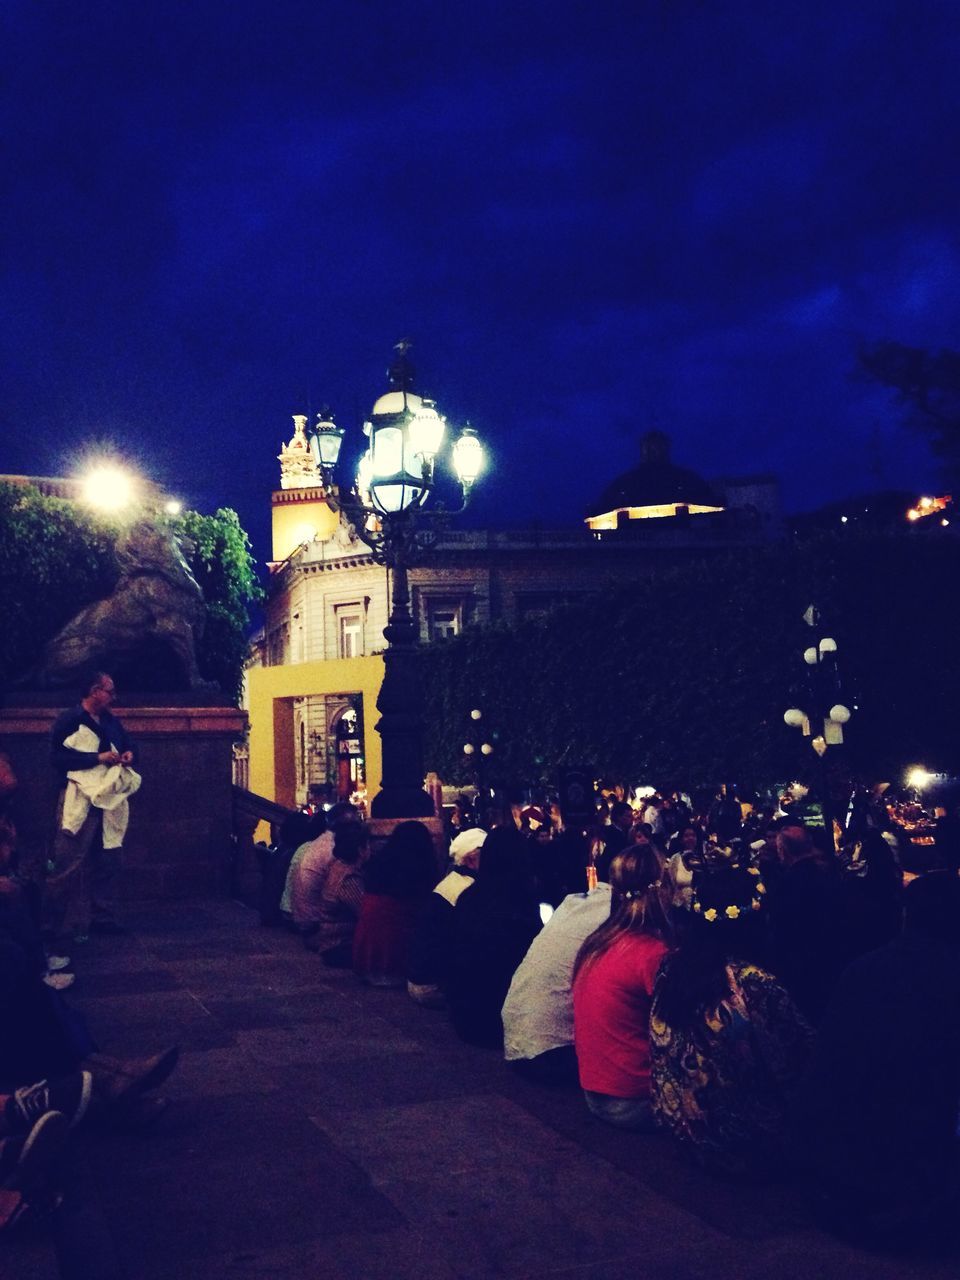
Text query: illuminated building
248 419 780 810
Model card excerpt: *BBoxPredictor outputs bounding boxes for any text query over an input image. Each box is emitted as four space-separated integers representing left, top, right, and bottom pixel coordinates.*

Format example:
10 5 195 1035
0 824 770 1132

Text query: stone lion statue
32 519 209 691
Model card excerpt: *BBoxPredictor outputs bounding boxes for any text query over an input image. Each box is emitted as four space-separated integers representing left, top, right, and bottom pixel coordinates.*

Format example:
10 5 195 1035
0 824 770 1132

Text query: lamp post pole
783 604 853 854
307 342 484 820
462 708 494 826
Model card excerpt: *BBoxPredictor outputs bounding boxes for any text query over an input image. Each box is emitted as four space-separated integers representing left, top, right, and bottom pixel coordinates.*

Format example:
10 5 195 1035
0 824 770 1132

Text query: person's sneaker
42 972 75 990
89 920 127 936
6 1111 69 1193
85 1047 179 1102
46 955 71 972
0 1111 68 1232
8 1072 93 1133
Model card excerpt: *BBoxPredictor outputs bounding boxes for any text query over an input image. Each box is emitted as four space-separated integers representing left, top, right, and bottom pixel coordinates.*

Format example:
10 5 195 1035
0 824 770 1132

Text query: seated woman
307 823 367 966
650 850 813 1176
571 846 670 1130
446 827 542 1048
664 824 702 909
353 822 438 987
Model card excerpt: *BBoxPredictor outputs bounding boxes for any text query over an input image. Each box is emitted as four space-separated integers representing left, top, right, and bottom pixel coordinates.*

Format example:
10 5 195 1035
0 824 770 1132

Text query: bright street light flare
81 464 138 511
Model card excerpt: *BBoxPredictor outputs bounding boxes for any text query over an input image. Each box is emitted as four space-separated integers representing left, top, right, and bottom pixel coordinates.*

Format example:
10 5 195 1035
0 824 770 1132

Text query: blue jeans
583 1090 656 1131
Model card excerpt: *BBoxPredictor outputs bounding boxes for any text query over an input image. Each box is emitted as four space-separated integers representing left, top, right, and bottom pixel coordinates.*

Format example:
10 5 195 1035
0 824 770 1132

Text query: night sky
4 1 959 562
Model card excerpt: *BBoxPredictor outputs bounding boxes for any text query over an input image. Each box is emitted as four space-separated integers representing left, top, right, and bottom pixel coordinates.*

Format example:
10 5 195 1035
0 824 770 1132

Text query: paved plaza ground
6 897 958 1280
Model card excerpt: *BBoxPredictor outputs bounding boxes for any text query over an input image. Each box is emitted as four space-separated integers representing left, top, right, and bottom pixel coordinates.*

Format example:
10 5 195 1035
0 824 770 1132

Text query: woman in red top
352 821 438 987
572 846 671 1130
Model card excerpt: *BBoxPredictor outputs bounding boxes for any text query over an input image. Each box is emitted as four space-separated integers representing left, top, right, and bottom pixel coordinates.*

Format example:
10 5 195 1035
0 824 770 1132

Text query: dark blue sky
4 1 959 561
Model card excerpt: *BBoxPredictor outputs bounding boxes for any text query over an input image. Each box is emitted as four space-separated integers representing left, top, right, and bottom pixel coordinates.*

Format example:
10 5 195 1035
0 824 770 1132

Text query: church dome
586 431 724 528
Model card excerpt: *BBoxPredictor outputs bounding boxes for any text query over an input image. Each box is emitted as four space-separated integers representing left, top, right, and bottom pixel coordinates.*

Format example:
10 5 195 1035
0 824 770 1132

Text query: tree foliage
0 482 120 689
423 529 960 792
860 341 960 482
0 482 261 703
172 507 262 702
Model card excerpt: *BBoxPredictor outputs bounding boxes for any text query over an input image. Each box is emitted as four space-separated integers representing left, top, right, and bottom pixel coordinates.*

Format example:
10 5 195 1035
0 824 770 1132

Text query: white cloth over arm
62 725 141 850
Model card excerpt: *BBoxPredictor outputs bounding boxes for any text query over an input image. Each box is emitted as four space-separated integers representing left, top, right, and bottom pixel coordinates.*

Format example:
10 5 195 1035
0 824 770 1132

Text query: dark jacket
50 707 137 783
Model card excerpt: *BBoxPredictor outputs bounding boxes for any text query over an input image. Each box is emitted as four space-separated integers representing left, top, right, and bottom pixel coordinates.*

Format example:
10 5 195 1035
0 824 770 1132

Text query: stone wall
0 702 247 900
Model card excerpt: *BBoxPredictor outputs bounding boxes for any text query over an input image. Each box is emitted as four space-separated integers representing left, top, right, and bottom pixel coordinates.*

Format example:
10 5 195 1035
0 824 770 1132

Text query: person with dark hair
445 827 541 1048
46 672 139 940
571 846 670 1129
650 851 813 1175
532 829 591 909
284 805 360 938
835 829 903 961
707 784 742 843
307 823 368 966
353 821 438 987
765 821 846 1024
594 802 633 882
264 809 324 927
934 801 960 874
795 870 960 1249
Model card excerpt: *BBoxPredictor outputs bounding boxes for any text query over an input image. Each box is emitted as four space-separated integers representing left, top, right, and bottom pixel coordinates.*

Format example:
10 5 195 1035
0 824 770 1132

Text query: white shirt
501 884 612 1062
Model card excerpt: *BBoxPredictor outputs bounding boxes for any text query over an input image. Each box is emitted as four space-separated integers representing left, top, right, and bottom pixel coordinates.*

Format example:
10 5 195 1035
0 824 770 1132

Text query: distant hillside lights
906 494 951 525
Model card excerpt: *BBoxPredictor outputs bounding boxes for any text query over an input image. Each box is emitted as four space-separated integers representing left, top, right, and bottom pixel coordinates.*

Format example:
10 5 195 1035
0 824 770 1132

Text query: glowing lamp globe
453 429 484 488
82 464 137 511
310 414 345 469
819 637 838 654
367 417 425 515
829 704 851 724
783 709 805 728
407 401 446 461
803 647 818 665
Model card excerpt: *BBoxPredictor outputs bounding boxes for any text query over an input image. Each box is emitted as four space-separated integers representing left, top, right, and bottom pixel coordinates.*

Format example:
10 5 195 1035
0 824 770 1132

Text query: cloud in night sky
3 0 960 559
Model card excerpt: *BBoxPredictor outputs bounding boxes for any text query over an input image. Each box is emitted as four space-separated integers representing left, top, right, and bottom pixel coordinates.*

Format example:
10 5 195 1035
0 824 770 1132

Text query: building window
337 607 363 658
267 622 290 667
427 599 462 642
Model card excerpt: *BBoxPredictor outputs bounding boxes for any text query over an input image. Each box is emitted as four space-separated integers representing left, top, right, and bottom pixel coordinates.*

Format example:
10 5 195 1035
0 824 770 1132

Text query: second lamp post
307 343 484 818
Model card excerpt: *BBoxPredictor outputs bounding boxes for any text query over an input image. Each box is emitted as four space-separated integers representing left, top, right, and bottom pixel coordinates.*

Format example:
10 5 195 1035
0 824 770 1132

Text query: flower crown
622 881 661 901
691 865 766 921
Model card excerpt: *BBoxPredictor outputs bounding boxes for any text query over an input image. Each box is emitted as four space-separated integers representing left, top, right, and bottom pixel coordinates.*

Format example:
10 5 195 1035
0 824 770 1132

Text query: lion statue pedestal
1 693 247 901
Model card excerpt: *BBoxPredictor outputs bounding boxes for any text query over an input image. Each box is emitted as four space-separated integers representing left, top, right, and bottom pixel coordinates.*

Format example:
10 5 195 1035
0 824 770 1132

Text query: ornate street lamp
782 604 854 851
307 341 484 817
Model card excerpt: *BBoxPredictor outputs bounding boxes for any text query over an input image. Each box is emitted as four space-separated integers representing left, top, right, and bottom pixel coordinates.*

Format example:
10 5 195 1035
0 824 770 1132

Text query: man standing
46 672 138 940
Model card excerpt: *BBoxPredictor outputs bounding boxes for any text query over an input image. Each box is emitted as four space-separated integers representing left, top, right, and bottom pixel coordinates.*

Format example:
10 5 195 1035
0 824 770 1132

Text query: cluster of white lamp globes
783 635 853 757
308 397 484 520
463 708 494 760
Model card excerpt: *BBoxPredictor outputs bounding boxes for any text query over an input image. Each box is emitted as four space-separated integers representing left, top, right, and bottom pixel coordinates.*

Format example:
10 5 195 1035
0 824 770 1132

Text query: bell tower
270 415 339 562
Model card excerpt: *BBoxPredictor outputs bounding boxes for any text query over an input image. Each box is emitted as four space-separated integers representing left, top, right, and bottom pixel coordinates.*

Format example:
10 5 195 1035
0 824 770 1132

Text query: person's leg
582 1089 656 1131
0 937 81 1085
89 831 122 929
44 799 98 939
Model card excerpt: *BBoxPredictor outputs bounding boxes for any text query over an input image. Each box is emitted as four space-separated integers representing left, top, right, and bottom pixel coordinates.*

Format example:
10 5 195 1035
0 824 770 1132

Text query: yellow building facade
246 655 384 810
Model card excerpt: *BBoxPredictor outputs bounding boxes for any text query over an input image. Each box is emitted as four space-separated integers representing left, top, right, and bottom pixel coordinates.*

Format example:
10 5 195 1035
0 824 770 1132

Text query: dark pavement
6 898 957 1280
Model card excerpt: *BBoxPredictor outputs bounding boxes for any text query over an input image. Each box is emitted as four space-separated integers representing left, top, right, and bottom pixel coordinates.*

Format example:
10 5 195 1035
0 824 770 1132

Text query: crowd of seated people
270 780 960 1254
0 752 179 1233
